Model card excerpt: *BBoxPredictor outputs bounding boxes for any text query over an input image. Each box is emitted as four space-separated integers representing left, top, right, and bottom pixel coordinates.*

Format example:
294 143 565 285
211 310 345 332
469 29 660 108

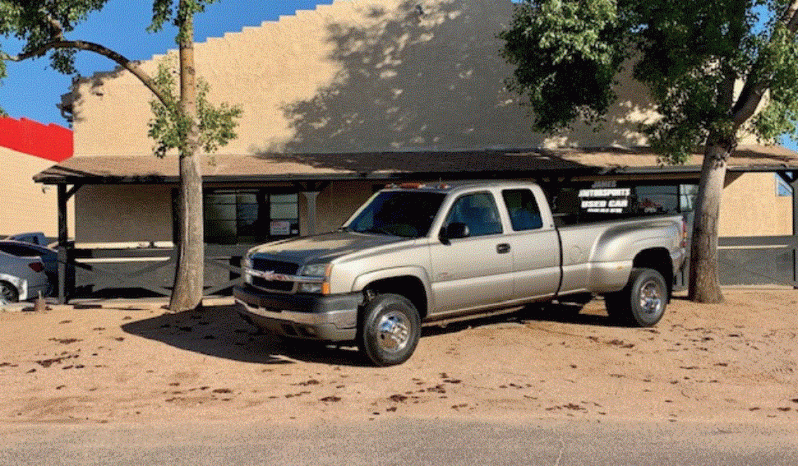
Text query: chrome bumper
233 285 361 341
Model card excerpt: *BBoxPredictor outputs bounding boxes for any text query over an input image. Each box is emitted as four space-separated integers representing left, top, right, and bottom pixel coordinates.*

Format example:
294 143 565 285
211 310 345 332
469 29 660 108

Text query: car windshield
346 191 446 238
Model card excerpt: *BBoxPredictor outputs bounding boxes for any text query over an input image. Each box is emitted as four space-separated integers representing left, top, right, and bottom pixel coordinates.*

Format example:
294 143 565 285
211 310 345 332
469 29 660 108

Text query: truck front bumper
233 285 362 342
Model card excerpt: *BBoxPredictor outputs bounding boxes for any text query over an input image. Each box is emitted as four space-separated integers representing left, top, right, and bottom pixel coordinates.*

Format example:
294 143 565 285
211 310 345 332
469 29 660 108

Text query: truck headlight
298 282 325 294
300 263 329 277
298 263 331 294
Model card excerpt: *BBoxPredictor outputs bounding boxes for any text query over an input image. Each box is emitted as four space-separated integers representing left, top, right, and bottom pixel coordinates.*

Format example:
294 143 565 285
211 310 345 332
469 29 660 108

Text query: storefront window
679 184 699 211
197 189 299 244
776 174 793 197
635 185 678 214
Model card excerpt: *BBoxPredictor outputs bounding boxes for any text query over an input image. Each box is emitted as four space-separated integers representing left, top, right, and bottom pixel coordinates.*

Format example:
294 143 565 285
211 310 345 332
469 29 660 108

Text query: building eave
33 145 798 185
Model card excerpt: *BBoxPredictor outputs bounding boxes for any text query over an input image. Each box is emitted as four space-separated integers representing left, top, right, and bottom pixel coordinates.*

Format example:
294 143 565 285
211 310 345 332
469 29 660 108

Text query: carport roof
33 145 798 185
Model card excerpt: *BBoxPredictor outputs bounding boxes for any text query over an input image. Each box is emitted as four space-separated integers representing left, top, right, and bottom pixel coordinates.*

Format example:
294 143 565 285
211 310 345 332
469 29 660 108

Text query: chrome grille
250 257 300 293
252 277 295 292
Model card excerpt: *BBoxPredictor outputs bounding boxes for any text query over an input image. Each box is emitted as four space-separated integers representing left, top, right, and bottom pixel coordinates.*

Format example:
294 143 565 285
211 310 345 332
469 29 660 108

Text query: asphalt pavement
1 418 797 465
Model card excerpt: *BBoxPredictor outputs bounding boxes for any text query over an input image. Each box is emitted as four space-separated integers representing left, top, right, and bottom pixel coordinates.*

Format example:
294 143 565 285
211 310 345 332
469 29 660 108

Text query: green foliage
149 0 218 42
0 0 218 76
499 0 628 133
0 0 110 73
750 20 798 143
1 0 238 142
148 57 243 157
500 0 798 163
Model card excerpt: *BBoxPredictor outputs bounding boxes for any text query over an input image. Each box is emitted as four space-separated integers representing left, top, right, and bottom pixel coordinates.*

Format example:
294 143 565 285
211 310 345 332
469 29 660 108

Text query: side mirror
440 222 470 244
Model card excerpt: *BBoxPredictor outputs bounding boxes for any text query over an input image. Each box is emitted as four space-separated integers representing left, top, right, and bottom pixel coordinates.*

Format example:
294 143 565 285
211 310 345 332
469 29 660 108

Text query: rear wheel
605 268 667 327
0 281 19 305
358 293 421 366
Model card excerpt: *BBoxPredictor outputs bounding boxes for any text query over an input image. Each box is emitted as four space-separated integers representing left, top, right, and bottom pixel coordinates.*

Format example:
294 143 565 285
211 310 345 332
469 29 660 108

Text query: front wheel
605 268 668 327
0 281 19 305
358 293 421 366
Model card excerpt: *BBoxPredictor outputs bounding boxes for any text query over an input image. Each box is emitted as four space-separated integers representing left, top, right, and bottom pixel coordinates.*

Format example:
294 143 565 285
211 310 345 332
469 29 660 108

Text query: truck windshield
346 191 446 238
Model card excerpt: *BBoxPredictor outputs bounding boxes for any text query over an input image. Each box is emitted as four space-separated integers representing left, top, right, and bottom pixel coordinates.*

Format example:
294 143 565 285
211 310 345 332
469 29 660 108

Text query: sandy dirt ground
1 288 797 426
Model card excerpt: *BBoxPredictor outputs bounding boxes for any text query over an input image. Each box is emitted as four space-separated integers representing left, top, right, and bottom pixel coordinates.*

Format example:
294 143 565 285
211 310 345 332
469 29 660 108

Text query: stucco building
1 117 73 239
34 0 798 297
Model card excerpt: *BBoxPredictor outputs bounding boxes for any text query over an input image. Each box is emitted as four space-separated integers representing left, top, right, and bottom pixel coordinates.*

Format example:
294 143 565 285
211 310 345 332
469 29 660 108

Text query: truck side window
502 189 543 231
444 192 503 237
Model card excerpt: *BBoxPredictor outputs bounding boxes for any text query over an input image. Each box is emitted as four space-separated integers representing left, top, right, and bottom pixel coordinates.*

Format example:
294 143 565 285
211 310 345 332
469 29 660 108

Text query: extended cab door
429 191 514 314
501 187 561 300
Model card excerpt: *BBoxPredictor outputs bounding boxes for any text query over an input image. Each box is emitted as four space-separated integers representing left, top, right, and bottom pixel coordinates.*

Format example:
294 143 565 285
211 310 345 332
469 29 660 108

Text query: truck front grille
251 258 299 275
250 257 300 293
251 277 295 292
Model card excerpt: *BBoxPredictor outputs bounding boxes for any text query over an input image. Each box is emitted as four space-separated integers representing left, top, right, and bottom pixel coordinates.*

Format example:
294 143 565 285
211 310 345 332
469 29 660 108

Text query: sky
1 0 796 152
0 0 334 127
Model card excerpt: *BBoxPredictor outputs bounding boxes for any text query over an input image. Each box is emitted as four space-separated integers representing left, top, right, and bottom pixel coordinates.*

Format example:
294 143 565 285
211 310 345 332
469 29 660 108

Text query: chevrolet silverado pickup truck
234 181 687 366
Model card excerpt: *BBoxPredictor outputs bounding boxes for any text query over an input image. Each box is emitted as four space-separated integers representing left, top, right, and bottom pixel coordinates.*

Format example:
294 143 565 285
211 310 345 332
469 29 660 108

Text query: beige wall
70 173 794 243
66 0 791 243
74 184 174 244
311 181 376 234
71 0 659 157
73 181 375 243
73 181 375 242
0 147 72 239
720 172 793 237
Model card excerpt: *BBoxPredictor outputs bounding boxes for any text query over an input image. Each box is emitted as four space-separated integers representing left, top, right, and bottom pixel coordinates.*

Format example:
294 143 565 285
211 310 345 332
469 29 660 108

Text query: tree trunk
688 143 732 303
169 4 204 312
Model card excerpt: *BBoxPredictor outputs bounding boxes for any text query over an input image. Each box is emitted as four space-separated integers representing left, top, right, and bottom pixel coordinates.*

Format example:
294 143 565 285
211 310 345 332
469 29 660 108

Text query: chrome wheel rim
376 310 411 353
639 280 663 316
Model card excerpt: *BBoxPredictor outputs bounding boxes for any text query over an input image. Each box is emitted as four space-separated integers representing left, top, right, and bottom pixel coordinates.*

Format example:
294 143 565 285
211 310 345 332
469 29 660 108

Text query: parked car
0 240 58 281
5 232 48 246
0 251 49 304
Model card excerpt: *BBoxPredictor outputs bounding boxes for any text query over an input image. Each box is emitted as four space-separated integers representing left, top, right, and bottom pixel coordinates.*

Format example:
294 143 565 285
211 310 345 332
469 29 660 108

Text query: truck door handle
496 243 511 254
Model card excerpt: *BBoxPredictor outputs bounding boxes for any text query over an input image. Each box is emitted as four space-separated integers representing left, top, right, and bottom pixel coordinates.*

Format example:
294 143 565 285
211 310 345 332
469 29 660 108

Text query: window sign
578 181 631 214
269 220 292 236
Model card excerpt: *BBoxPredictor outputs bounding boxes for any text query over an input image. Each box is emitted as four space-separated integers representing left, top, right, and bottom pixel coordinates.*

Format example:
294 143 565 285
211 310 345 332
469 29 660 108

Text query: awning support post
302 191 320 236
294 181 330 236
56 184 81 304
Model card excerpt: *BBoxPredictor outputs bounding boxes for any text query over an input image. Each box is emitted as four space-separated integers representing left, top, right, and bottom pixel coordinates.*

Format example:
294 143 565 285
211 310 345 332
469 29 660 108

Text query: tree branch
718 68 737 112
46 14 65 40
784 0 798 33
4 39 169 106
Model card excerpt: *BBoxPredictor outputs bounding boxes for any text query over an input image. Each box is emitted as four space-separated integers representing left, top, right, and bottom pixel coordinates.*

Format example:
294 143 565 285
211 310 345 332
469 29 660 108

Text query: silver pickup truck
234 181 686 365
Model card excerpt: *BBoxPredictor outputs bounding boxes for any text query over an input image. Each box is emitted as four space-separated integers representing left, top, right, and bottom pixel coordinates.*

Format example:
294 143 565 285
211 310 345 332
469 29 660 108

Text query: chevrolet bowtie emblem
255 270 290 281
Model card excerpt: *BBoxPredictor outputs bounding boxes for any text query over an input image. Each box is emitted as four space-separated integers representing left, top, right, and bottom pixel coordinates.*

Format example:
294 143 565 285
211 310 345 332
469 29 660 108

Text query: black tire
605 268 668 327
0 281 19 305
358 293 421 366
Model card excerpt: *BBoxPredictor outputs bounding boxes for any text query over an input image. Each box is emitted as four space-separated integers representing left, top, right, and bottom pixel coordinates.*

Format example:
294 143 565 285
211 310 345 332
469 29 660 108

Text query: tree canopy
1 0 241 311
148 57 243 158
501 0 798 302
501 0 798 161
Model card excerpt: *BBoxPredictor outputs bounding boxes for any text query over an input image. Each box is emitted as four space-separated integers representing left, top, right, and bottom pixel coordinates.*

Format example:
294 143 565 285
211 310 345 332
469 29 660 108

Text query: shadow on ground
121 304 368 367
422 301 617 337
121 300 618 367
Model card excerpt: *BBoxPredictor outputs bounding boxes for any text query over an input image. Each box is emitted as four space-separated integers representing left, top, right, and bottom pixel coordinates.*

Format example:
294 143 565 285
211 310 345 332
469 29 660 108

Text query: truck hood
247 231 409 265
